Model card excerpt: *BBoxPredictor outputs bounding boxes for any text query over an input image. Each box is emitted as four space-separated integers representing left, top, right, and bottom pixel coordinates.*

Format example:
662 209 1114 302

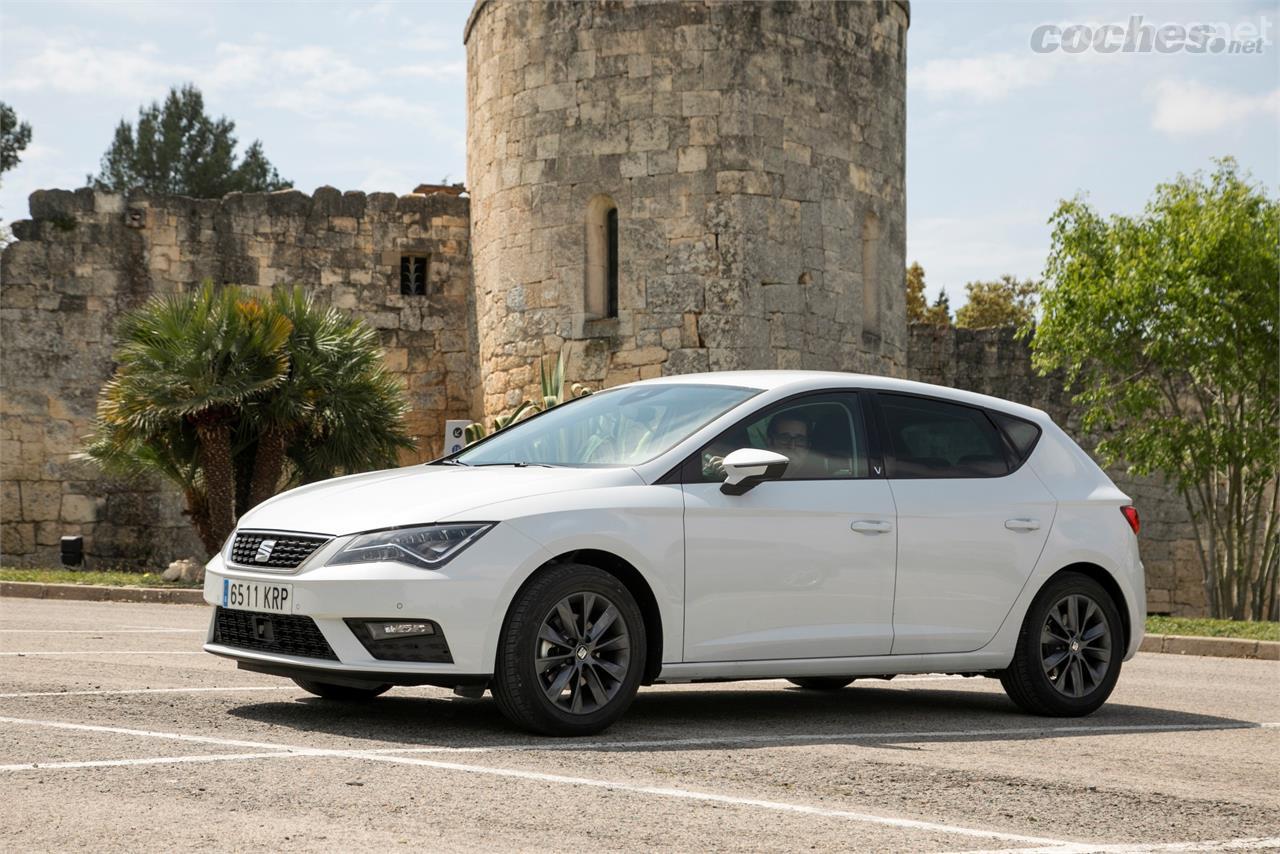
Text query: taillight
1120 505 1140 535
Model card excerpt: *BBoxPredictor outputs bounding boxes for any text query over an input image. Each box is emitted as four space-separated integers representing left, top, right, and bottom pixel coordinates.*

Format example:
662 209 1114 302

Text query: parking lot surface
1 597 1277 853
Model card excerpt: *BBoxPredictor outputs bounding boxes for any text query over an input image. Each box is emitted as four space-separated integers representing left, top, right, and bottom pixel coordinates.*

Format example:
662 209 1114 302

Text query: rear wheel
787 677 855 691
1000 572 1123 716
293 678 391 701
492 563 646 736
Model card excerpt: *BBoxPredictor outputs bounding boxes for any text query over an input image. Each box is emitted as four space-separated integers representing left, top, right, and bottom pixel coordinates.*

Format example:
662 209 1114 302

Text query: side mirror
720 448 789 495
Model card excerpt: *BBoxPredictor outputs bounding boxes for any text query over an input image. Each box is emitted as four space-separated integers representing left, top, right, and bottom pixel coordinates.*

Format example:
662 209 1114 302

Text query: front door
681 392 898 662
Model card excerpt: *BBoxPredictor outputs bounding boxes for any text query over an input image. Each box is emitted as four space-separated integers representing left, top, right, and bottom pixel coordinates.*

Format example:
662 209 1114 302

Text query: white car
203 371 1144 736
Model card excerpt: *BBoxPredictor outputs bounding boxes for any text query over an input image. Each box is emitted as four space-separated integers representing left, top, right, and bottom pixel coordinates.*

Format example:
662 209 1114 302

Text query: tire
492 563 647 736
293 678 391 701
787 677 855 691
999 572 1123 716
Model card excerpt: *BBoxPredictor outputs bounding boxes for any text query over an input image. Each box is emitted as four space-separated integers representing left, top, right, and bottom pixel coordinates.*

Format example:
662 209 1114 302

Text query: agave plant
463 351 591 445
85 282 414 554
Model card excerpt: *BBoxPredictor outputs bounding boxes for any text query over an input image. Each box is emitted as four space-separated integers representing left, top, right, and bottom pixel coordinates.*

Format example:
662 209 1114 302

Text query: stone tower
464 0 909 417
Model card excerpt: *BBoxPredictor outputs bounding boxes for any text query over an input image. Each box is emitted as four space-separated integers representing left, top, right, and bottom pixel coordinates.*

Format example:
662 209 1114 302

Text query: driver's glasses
769 433 810 449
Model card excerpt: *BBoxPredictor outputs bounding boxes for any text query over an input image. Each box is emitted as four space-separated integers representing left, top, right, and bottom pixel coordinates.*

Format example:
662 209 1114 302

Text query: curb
1140 633 1279 661
0 580 205 605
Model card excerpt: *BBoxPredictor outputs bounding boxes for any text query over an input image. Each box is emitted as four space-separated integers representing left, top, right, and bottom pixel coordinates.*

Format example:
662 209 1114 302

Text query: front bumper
201 533 531 681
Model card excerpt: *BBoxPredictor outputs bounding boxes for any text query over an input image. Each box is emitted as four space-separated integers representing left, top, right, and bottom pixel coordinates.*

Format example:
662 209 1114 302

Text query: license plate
221 579 293 615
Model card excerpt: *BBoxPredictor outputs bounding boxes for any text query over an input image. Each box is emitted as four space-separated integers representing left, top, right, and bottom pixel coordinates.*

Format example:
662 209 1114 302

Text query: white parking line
0 752 301 772
0 686 297 699
5 714 1276 848
370 720 1280 755
0 629 203 634
0 716 304 752
942 836 1280 853
0 714 1073 846
0 655 203 660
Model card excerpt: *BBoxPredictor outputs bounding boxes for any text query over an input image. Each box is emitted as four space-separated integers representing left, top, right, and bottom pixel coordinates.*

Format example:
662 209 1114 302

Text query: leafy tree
85 284 413 554
906 262 928 320
955 275 1039 329
922 290 952 327
1032 158 1278 620
89 85 289 198
905 262 953 327
1 102 32 175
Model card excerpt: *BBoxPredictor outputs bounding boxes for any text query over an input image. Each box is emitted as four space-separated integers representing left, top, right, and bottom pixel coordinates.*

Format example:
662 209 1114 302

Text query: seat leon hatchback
203 371 1144 735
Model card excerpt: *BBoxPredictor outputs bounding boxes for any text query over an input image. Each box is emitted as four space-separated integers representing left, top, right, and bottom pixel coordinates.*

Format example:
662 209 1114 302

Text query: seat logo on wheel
254 539 277 563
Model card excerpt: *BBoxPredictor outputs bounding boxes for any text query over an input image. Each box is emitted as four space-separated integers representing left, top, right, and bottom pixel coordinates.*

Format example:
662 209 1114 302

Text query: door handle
1005 518 1041 531
851 520 893 534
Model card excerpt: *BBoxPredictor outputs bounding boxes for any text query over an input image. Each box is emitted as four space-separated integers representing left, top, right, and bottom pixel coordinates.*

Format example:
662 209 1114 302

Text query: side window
989 410 1042 464
690 393 869 483
878 394 1010 478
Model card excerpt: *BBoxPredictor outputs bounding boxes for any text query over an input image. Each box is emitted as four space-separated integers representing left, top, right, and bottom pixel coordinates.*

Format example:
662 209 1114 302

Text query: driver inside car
703 411 822 479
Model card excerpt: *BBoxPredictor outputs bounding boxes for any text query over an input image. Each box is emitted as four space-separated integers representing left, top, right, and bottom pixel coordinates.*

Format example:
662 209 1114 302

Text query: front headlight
326 523 494 570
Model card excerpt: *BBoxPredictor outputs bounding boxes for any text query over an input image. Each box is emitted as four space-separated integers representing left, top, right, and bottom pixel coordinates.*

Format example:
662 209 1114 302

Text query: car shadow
225 681 1261 752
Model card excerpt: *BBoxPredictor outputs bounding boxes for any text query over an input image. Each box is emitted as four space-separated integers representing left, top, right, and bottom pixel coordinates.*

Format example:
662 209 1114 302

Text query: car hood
237 464 647 536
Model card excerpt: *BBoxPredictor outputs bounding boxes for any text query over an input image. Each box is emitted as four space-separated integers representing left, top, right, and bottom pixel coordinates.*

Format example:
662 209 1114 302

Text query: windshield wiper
433 459 470 466
473 462 557 468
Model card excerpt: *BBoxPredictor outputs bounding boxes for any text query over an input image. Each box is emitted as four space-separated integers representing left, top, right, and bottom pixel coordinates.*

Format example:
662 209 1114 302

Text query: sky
1 0 1276 307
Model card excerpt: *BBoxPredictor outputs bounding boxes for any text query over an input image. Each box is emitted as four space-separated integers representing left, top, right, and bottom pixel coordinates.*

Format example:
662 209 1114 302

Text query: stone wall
465 0 909 419
907 323 1205 615
0 186 474 568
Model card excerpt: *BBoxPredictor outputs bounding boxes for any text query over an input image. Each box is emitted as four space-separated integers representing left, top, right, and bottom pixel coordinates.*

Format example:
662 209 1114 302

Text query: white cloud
908 52 1057 101
1150 79 1280 135
390 61 467 80
1 38 191 97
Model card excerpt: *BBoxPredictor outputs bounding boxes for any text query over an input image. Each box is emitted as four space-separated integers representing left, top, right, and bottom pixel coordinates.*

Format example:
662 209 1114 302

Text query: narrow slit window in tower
586 195 619 319
861 213 881 338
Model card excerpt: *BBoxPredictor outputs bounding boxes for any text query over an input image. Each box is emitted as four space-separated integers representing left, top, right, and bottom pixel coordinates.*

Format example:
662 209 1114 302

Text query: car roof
624 370 1050 423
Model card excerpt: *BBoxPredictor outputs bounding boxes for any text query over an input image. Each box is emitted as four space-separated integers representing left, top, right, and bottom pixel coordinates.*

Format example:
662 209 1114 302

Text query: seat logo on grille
254 539 277 563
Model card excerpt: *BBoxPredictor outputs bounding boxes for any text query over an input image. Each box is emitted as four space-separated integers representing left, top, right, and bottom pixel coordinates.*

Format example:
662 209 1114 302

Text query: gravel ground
1 597 1277 853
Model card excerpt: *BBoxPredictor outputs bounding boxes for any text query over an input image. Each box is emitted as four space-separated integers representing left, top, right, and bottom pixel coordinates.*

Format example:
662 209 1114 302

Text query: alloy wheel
1040 593 1112 698
535 591 632 714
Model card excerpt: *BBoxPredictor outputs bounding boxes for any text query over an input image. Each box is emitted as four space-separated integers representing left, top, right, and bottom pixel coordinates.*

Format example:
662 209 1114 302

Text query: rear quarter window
989 410 1042 464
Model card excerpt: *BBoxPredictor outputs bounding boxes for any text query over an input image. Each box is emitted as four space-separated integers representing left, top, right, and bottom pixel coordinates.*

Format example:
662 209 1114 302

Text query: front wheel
492 563 646 736
999 572 1123 716
787 677 855 691
293 678 391 701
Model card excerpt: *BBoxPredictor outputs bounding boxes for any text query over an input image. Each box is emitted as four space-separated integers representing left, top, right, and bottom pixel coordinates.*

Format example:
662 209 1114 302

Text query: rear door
875 393 1055 655
681 391 898 661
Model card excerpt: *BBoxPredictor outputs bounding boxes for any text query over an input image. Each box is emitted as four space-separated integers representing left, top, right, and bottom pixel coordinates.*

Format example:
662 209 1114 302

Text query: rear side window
989 410 1042 463
877 394 1010 478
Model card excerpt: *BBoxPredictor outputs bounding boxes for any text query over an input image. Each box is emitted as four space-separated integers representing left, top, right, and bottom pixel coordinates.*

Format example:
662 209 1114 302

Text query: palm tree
85 283 414 554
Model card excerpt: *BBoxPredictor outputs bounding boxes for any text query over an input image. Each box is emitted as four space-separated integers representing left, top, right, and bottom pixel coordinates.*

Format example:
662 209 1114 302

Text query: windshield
453 384 759 467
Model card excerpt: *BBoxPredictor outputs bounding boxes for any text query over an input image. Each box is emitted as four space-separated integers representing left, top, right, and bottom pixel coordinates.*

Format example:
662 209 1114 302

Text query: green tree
89 85 290 198
905 262 952 327
955 275 1039 329
922 290 952 327
906 262 928 321
1032 158 1279 620
85 284 413 554
1 102 32 175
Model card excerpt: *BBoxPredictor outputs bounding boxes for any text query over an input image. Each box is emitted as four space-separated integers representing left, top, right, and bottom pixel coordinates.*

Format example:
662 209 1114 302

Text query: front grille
229 531 330 570
212 607 338 660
